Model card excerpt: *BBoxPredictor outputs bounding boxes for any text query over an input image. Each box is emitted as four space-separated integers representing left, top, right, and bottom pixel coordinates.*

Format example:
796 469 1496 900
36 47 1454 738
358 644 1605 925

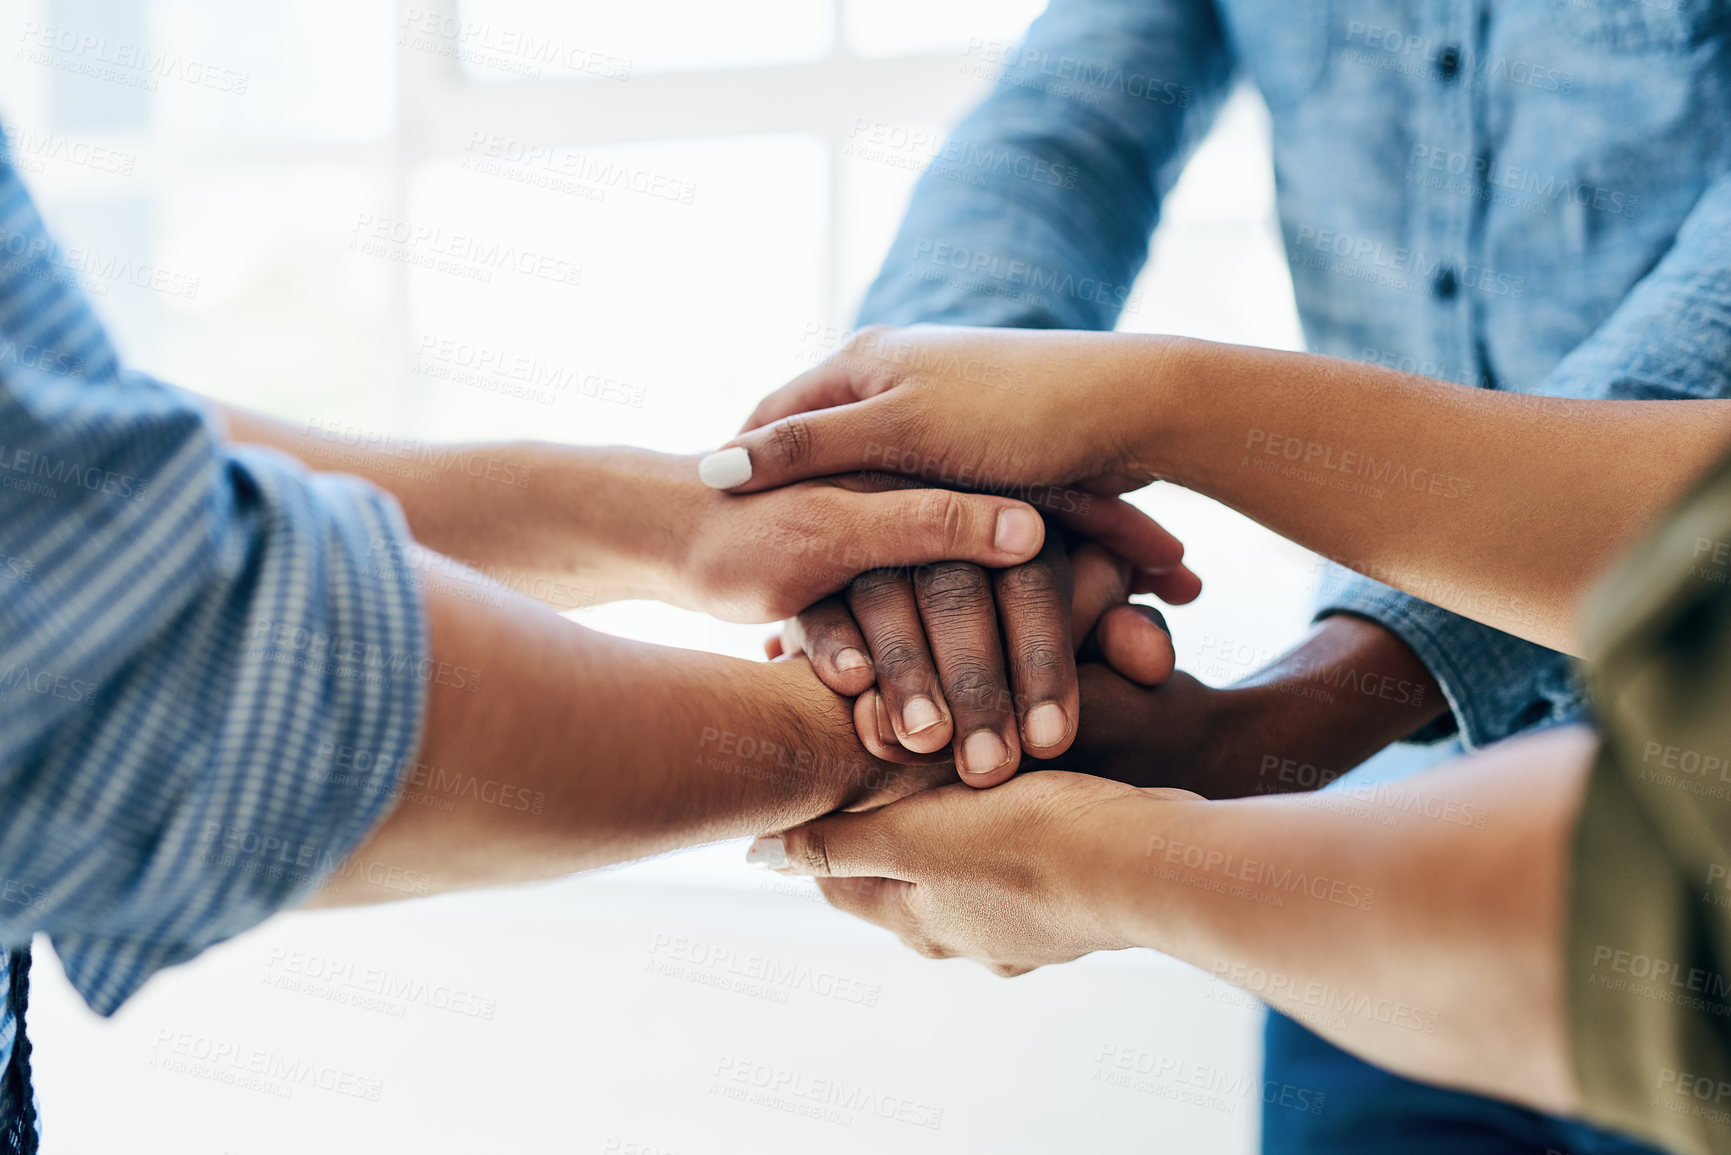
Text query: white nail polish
745 835 787 869
699 446 752 489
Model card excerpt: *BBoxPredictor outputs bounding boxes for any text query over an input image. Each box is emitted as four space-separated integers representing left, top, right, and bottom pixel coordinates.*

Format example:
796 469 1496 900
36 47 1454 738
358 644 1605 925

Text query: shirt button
1438 46 1461 81
1435 267 1459 298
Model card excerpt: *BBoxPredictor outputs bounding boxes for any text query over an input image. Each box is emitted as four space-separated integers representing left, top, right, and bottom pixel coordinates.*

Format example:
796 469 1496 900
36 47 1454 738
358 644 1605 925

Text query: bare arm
1140 339 1731 655
1097 726 1592 1113
201 398 1061 623
765 725 1594 1115
311 565 940 906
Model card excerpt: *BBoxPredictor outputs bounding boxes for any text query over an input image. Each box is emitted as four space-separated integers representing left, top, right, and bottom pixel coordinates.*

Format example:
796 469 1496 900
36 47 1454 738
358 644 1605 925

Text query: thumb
747 804 912 879
832 488 1046 571
1086 603 1177 687
700 399 903 493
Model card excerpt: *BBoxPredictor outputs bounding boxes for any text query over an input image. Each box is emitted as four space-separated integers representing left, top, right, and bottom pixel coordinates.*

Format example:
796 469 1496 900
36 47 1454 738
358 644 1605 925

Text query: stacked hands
707 325 1214 976
185 316 1731 1122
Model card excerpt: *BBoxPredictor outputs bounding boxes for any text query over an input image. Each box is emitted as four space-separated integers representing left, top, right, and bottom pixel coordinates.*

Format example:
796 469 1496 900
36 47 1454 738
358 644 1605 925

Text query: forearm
1094 726 1595 1114
211 401 688 609
1202 614 1446 797
312 568 914 905
1140 338 1731 653
857 0 1232 329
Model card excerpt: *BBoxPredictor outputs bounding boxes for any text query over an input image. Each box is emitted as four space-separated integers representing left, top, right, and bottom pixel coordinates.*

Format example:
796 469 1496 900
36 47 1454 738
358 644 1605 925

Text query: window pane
448 0 833 81
404 133 825 450
844 0 1046 58
403 131 827 657
91 163 402 427
151 0 395 144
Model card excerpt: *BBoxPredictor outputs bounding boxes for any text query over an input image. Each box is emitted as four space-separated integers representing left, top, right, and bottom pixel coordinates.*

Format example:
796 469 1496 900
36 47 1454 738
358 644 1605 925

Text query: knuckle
1014 640 1069 679
793 826 834 878
874 642 930 684
915 562 992 620
771 417 813 471
997 561 1062 602
848 568 911 614
916 560 989 597
799 601 854 644
943 665 1003 712
914 489 969 554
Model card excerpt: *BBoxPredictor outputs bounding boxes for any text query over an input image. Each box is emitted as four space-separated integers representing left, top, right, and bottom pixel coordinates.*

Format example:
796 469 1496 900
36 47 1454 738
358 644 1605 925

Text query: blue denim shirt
858 0 1731 749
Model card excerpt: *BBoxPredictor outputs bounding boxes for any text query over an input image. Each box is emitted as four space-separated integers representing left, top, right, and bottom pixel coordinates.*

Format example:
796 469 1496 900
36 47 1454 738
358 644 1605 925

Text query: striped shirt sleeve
0 151 429 1015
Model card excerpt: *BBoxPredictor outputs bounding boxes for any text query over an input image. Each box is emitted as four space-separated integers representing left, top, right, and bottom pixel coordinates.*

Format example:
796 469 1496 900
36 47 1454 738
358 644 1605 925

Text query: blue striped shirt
0 143 429 1133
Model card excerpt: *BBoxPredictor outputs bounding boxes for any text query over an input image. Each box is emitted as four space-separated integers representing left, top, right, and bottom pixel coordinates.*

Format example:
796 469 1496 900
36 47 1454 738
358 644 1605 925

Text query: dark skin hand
786 532 1447 799
773 535 1193 786
1048 610 1448 798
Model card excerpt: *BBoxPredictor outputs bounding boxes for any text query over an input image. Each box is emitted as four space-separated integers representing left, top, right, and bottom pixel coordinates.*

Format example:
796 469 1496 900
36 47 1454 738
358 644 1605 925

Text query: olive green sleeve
1570 451 1731 1155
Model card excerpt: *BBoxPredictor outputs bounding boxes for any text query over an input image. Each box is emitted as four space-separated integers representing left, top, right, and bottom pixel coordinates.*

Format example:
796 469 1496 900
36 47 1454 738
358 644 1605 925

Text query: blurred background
0 1 1323 1150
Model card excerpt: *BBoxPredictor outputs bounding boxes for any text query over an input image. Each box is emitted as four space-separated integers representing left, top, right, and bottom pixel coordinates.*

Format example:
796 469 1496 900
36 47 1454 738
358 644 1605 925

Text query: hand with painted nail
770 536 1184 787
701 325 1201 593
745 772 1200 975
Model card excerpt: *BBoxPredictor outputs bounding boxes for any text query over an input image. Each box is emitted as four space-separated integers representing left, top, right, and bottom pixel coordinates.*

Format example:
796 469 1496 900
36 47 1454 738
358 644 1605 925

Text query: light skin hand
757 728 1593 1117
711 326 1731 653
754 772 1193 974
205 402 1053 625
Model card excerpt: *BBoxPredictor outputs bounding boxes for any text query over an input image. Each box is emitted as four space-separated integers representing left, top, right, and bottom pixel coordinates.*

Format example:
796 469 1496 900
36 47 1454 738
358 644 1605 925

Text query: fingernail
874 692 896 747
699 446 752 489
1025 702 1068 748
902 696 943 735
994 508 1041 555
745 835 787 869
836 647 870 672
962 730 1011 776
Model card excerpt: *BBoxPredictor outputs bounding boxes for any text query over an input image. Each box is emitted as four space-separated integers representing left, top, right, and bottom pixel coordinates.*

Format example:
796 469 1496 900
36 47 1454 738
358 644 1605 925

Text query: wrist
1221 617 1449 797
541 446 696 606
751 659 931 820
1070 789 1188 952
1118 334 1206 485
